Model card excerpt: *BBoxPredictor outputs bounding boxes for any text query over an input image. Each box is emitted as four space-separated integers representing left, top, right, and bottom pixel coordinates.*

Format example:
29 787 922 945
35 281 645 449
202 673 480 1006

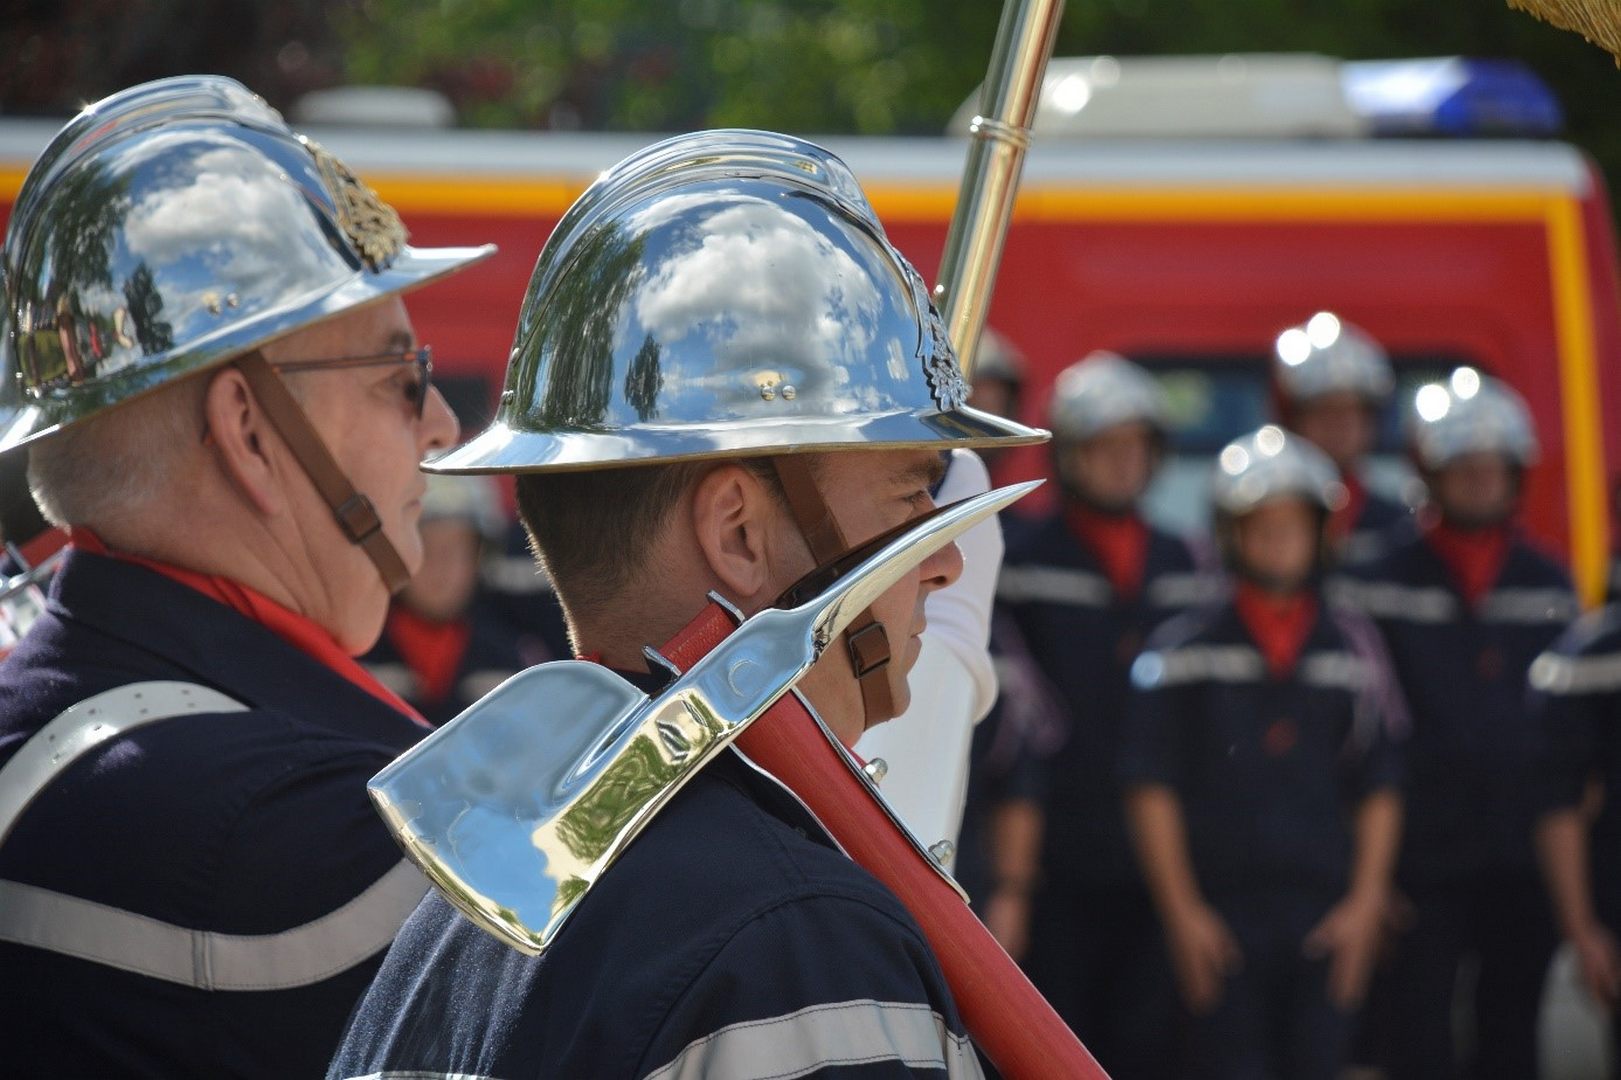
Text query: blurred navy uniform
1533 605 1621 1047
1339 372 1575 1080
0 78 490 1076
1271 312 1413 565
996 353 1211 1077
364 476 533 725
1121 427 1406 1080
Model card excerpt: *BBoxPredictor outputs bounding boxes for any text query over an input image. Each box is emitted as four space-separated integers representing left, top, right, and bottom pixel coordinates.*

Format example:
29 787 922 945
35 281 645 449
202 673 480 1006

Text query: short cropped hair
515 457 792 628
28 376 206 528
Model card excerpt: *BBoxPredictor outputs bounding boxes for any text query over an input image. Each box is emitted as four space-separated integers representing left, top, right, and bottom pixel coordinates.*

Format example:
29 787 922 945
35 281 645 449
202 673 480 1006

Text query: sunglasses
272 345 434 418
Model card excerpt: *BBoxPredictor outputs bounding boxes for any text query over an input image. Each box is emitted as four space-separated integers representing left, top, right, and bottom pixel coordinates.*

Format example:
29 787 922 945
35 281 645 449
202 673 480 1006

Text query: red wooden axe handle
659 601 1110 1080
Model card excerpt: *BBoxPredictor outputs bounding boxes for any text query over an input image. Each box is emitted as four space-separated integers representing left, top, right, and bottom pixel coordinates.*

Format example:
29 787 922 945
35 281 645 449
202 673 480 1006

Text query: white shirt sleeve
853 449 1004 863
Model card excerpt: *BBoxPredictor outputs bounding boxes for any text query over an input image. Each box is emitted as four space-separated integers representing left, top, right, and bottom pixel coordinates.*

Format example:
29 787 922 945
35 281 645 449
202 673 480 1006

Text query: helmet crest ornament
303 137 409 272
922 303 970 411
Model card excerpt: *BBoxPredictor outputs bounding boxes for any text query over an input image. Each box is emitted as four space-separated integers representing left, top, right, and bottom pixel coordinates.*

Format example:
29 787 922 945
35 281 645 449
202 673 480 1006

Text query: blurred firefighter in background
364 474 530 726
1120 425 1406 1080
1532 488 1621 1057
994 352 1214 1078
1341 370 1577 1080
1273 312 1413 566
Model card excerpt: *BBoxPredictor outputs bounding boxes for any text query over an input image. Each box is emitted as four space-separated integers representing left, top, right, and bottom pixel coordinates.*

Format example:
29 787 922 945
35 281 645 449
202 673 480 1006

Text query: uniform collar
46 548 427 746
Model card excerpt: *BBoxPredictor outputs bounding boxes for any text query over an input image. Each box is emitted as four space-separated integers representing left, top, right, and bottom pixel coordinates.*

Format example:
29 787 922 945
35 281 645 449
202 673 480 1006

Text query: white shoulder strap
0 680 247 848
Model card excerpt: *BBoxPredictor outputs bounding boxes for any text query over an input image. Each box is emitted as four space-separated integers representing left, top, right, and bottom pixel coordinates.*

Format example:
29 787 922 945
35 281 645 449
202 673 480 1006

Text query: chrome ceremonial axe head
369 479 1039 955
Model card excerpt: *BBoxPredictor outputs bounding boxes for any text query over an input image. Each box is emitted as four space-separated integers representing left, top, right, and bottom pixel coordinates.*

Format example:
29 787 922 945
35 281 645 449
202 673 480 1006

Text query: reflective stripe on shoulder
0 680 248 848
1298 651 1367 692
642 999 983 1080
996 564 1111 608
1146 571 1225 609
0 859 427 990
1530 650 1621 696
1480 588 1580 625
1329 580 1457 624
1131 645 1265 690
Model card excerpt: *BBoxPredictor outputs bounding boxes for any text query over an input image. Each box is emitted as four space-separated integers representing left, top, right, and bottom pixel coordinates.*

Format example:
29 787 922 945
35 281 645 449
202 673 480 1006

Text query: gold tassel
1508 0 1621 63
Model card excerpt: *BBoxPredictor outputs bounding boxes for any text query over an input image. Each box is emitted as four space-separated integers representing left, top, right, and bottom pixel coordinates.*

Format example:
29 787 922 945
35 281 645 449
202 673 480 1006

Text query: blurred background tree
3 0 1618 184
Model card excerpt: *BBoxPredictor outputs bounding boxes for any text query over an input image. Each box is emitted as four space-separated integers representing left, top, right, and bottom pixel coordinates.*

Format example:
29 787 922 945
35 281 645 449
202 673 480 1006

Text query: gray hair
28 377 206 528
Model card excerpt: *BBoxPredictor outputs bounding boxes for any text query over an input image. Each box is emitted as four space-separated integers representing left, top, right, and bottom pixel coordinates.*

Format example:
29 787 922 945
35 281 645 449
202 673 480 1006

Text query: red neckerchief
385 606 471 706
68 527 428 726
1424 519 1511 608
15 526 69 569
1328 471 1368 548
1066 505 1148 599
1234 580 1318 678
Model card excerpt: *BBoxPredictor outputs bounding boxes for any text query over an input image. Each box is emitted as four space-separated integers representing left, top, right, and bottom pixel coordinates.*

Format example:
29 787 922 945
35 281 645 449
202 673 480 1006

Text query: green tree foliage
335 1 1621 193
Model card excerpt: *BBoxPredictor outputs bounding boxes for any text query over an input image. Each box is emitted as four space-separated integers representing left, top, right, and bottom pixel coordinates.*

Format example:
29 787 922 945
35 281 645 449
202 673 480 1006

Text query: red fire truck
3 55 1616 601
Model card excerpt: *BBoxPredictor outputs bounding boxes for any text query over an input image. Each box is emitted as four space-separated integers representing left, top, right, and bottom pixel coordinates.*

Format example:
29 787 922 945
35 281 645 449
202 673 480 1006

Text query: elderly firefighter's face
262 298 459 639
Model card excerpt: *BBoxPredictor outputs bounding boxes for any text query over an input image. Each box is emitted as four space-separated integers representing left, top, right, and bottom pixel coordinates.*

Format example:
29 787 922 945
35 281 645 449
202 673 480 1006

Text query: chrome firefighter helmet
1408 367 1538 471
1211 424 1346 519
1047 351 1169 442
0 75 494 452
427 129 1043 475
1272 312 1394 406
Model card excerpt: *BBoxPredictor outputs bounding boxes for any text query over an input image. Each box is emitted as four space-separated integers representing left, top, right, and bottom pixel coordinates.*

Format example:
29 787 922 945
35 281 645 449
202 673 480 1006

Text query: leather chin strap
235 351 412 595
771 455 896 726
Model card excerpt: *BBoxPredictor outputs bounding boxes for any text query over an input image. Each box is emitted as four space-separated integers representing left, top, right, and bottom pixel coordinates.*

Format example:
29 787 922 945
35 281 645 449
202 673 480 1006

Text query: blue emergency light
1341 58 1564 137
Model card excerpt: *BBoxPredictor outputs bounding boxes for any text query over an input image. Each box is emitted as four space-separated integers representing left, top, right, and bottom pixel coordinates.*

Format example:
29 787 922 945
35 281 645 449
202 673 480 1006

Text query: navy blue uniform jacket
1533 605 1621 924
1338 531 1576 883
1119 597 1406 901
330 746 981 1079
995 512 1212 888
0 550 430 1077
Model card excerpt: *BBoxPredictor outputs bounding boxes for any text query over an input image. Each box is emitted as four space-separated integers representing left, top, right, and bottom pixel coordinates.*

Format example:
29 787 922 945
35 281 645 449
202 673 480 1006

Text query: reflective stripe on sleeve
642 999 984 1080
1131 645 1266 689
0 859 427 990
1146 571 1225 609
1530 650 1621 696
1329 580 1457 623
1479 588 1580 625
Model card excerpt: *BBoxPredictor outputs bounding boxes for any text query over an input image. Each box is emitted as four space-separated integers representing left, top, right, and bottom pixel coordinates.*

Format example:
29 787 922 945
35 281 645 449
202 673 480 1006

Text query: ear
689 464 792 610
202 366 289 519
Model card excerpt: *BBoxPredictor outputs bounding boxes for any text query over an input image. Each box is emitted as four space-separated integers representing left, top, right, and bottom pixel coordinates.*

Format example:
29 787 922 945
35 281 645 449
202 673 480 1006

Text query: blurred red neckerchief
386 607 471 707
1424 520 1511 608
1066 504 1147 599
69 527 428 727
1328 472 1369 549
1234 580 1318 677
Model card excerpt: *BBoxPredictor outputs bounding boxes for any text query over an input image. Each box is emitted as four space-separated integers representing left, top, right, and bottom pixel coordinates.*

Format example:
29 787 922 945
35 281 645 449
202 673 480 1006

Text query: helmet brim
425 403 1046 474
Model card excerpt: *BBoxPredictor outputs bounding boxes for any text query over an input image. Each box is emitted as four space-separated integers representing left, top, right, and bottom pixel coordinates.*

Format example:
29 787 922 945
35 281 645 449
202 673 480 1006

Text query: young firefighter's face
1429 452 1518 528
1061 421 1157 510
1233 497 1319 591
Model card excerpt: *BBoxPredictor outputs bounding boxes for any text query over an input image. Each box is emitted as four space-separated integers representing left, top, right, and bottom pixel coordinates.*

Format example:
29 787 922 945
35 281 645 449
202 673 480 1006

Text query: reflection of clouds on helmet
633 198 884 386
121 142 343 329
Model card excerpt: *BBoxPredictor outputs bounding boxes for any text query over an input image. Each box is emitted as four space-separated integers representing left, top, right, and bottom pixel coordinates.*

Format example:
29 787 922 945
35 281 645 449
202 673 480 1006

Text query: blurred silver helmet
1047 351 1169 442
420 474 507 543
1211 424 1346 518
1272 312 1393 406
0 75 494 452
426 129 1043 474
973 327 1025 386
1408 367 1538 470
